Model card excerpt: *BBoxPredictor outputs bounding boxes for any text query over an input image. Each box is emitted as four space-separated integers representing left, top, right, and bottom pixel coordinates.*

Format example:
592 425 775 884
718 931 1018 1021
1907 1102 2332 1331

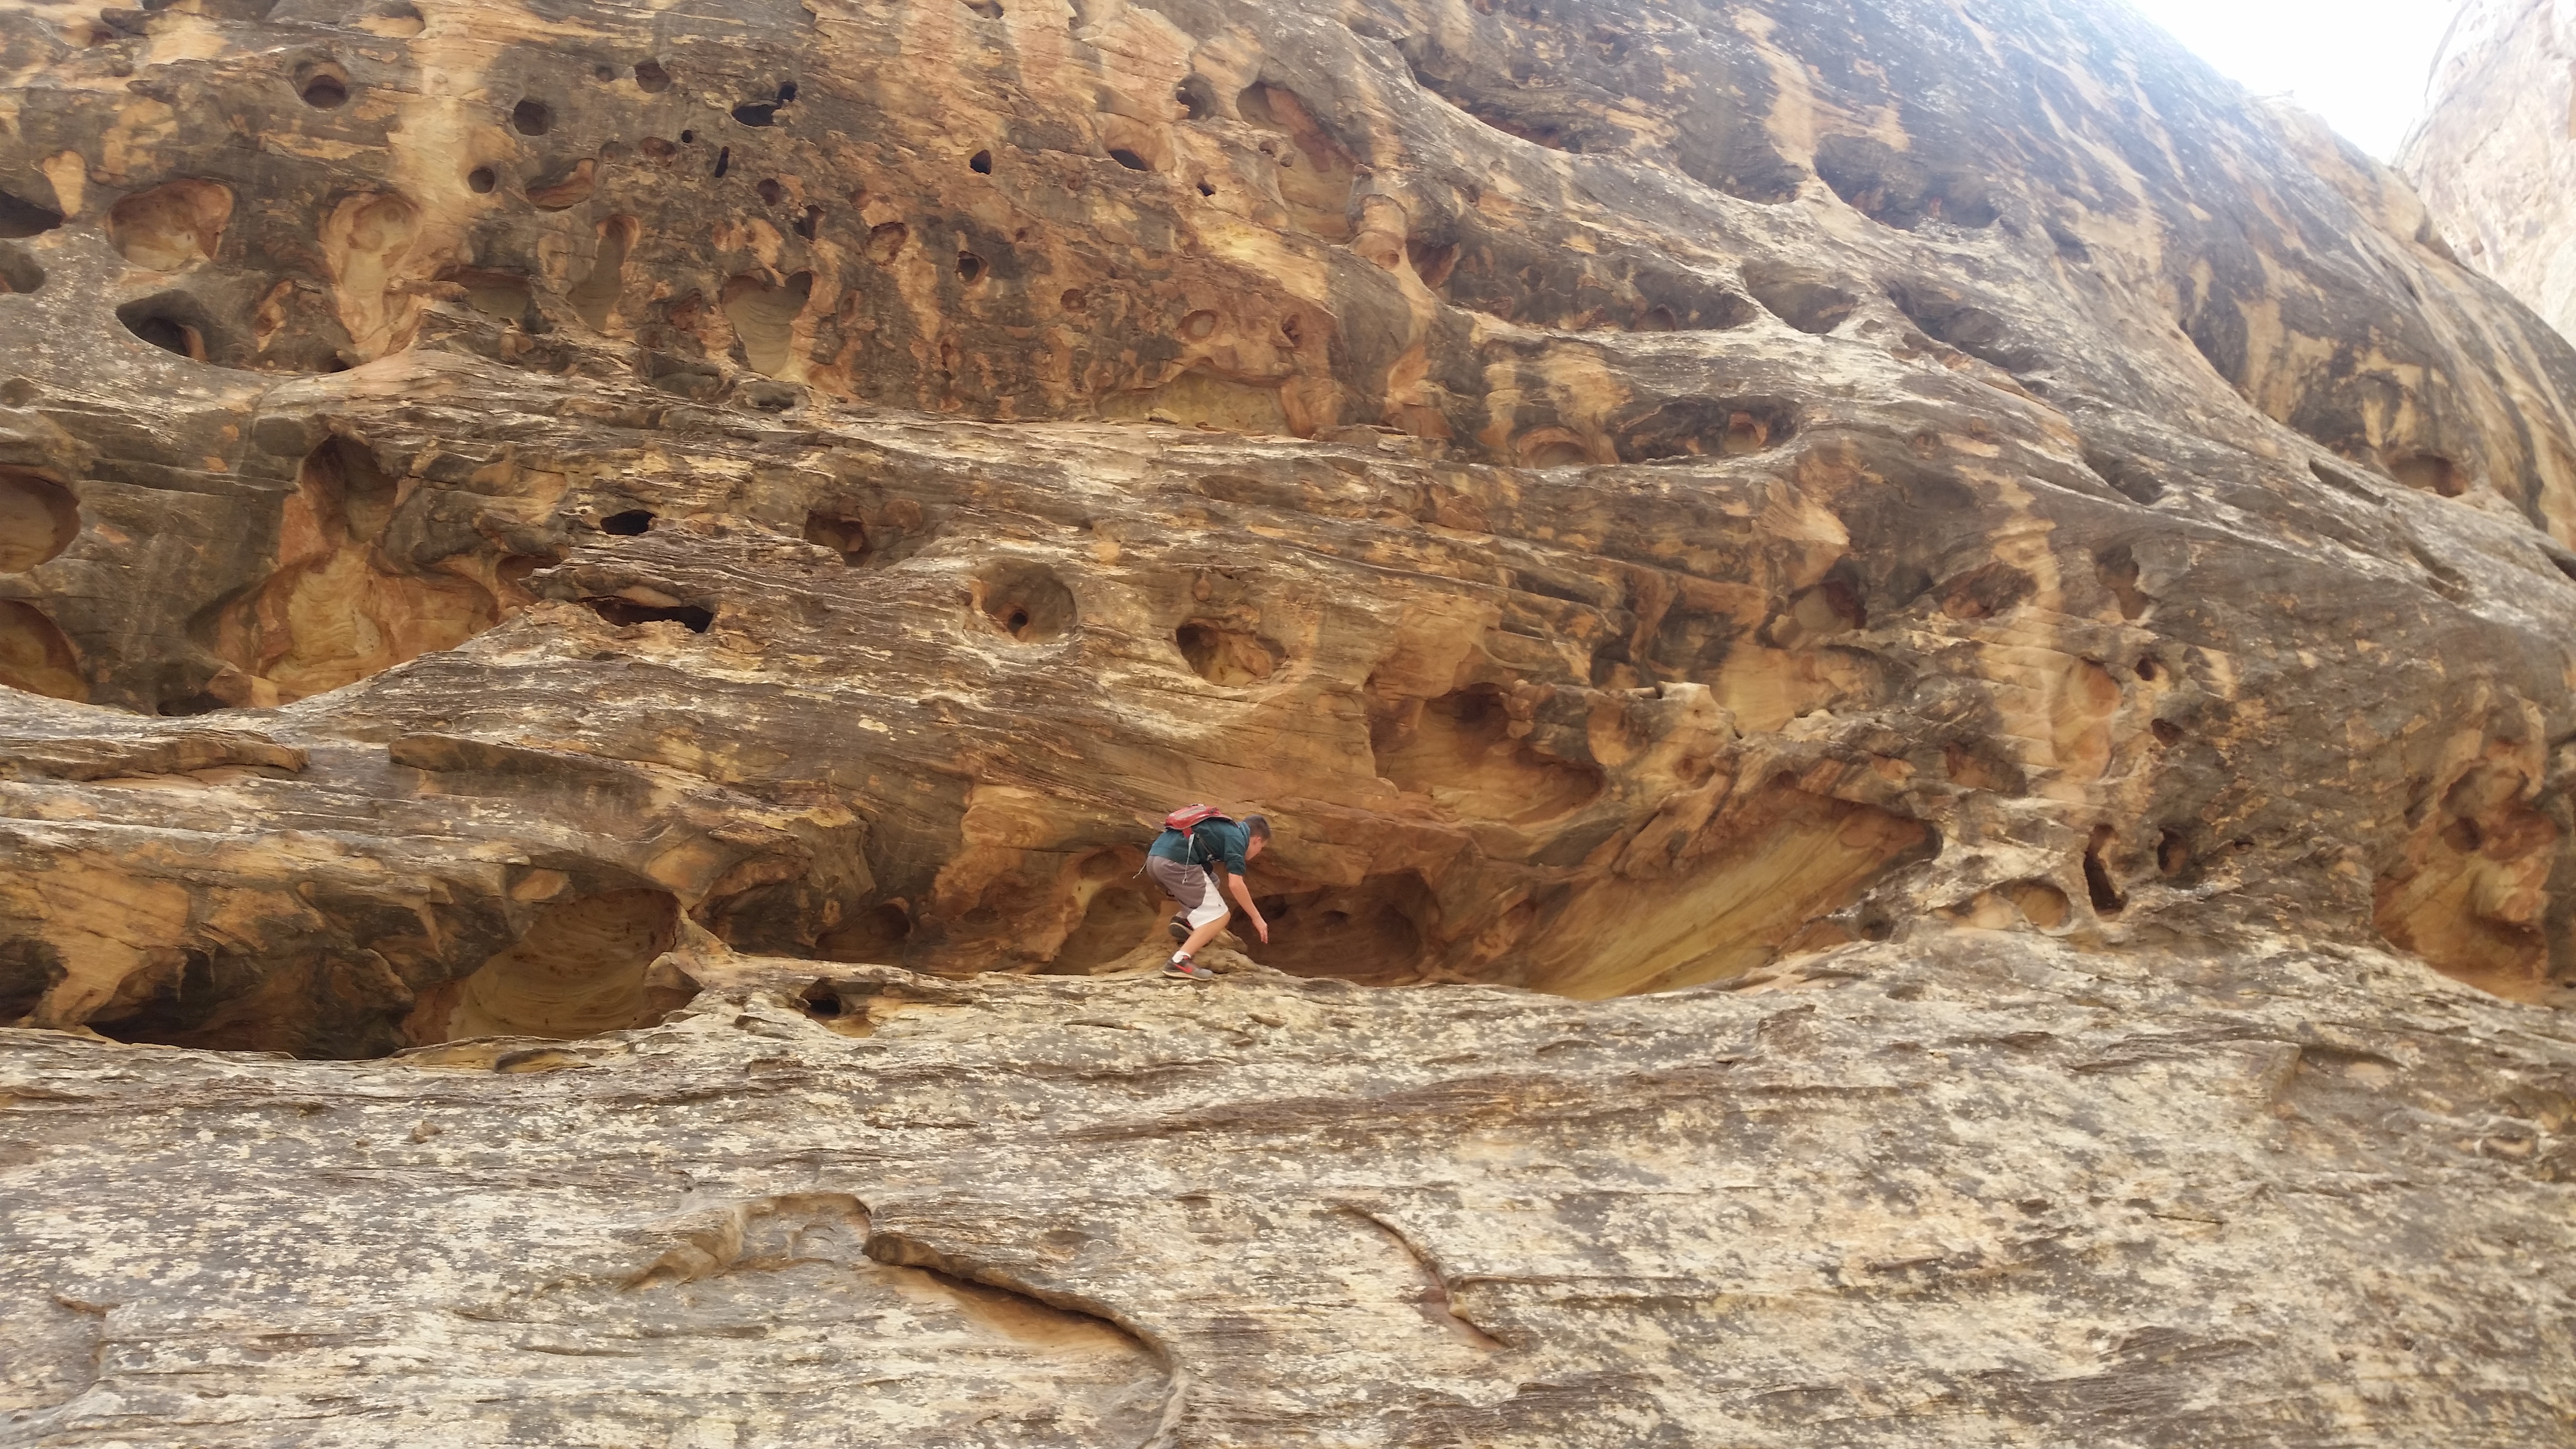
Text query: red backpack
1162 805 1232 862
1163 804 1230 833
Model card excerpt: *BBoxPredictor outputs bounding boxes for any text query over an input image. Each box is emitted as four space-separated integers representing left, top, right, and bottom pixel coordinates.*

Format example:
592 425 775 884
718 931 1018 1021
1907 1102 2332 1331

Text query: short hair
1241 813 1272 840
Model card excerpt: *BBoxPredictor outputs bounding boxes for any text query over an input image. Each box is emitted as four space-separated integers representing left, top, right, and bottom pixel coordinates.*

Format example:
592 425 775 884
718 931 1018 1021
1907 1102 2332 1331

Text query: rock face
2407 0 2576 344
3 0 2576 1442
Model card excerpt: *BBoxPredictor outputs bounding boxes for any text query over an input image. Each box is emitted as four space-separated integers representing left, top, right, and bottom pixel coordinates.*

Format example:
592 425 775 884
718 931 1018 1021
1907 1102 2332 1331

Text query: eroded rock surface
2408 0 2576 343
4 0 2576 1439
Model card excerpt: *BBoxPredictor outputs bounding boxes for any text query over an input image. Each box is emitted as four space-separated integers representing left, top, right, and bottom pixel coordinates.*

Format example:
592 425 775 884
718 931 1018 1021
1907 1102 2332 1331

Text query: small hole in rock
962 0 1002 16
0 244 46 296
713 147 731 178
957 252 985 283
976 559 1076 642
793 205 822 239
756 177 785 205
585 597 713 632
2083 826 2127 915
2136 656 2162 682
799 982 845 1017
640 137 677 161
635 59 671 92
122 307 207 361
1197 181 1216 197
512 99 553 136
2151 718 2184 747
0 192 65 240
2157 828 2191 877
732 102 777 127
2392 452 2463 498
1060 288 1087 311
1109 148 1152 171
466 166 497 193
599 509 654 535
970 150 994 174
804 511 869 562
593 64 616 83
0 468 80 572
298 67 350 109
775 81 799 103
679 129 696 144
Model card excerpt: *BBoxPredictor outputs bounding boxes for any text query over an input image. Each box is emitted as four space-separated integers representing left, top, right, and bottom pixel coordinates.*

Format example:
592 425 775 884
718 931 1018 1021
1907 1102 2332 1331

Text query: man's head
1242 813 1271 860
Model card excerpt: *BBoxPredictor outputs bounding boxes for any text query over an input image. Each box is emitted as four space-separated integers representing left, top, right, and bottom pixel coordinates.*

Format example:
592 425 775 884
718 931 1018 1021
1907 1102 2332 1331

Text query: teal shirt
1149 820 1253 873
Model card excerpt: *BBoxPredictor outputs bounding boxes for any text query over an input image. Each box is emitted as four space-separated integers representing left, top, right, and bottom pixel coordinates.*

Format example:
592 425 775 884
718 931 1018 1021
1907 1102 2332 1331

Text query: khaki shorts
1147 855 1229 930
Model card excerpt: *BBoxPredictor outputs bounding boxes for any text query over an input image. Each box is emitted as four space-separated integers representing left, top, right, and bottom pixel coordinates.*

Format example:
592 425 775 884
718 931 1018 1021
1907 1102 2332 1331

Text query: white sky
2125 0 2461 159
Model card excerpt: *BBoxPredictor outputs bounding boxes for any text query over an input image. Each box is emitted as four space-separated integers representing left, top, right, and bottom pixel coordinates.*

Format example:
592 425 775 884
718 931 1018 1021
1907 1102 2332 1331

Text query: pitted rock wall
3 0 2576 1442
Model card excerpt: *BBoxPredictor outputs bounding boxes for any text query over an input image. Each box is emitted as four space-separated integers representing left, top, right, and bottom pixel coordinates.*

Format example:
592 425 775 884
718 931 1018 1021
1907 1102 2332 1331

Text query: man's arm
1220 867 1270 944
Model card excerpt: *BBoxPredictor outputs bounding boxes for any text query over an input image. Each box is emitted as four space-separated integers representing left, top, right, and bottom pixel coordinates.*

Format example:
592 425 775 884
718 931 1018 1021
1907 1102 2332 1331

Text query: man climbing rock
1147 806 1271 980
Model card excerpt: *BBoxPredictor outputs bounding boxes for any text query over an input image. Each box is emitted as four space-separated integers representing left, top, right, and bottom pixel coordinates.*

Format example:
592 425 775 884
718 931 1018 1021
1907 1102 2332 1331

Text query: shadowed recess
406 889 689 1043
0 601 84 701
0 470 79 571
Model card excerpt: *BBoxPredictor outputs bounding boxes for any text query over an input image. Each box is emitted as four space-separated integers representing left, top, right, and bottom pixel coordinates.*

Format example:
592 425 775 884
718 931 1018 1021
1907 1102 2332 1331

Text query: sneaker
1162 957 1213 981
1167 913 1191 944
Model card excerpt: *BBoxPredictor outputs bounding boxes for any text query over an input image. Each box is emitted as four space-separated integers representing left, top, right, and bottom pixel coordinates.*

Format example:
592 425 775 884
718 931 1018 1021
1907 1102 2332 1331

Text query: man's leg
1150 859 1229 971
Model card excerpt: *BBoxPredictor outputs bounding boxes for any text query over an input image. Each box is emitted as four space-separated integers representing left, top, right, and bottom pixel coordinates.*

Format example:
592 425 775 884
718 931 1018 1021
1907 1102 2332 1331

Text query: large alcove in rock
404 888 690 1045
1371 684 1604 826
1048 850 1165 974
1244 872 1441 986
0 600 85 701
0 469 79 571
1513 784 1935 998
204 435 506 706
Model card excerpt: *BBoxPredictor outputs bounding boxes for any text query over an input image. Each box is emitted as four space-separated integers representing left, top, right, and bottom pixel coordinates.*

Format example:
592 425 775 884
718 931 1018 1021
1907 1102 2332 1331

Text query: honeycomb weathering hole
116 294 213 361
208 435 505 706
108 178 235 272
635 59 672 92
975 560 1076 642
0 470 79 571
1176 620 1284 685
410 888 691 1044
1742 263 1858 335
819 902 914 963
297 63 350 109
0 600 85 701
722 270 815 375
0 243 45 294
586 597 715 632
804 511 869 562
1615 397 1799 463
1247 873 1439 986
0 190 64 239
513 98 554 135
1518 786 1936 998
1371 684 1605 825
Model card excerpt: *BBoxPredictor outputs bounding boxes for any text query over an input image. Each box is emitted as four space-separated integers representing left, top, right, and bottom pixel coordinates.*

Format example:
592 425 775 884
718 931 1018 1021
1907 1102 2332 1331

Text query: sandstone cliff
4 0 2576 1442
2407 0 2576 345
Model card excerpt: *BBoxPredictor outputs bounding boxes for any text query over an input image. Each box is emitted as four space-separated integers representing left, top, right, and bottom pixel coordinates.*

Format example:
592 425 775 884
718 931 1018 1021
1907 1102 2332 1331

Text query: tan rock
2 0 2576 1438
